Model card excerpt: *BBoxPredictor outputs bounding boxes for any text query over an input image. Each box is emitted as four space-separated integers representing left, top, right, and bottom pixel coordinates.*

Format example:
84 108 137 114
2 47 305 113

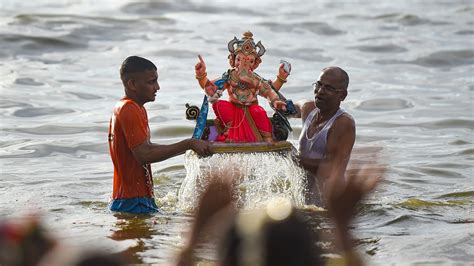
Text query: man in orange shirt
108 56 212 214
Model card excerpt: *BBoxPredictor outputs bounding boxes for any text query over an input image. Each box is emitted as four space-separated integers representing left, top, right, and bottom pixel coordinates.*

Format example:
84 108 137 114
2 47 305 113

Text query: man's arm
314 114 356 199
293 100 316 121
132 138 211 165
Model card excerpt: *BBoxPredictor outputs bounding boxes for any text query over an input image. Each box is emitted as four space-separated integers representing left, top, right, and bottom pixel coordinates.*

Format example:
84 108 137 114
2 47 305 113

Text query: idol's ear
228 36 238 54
256 41 266 57
228 54 235 67
252 57 262 70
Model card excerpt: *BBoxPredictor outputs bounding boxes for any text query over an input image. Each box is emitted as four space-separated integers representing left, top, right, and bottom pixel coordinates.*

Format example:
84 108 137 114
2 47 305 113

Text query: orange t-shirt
108 97 153 199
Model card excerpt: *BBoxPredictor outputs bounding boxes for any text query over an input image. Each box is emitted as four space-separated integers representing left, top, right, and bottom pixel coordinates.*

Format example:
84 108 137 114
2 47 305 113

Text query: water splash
177 150 307 212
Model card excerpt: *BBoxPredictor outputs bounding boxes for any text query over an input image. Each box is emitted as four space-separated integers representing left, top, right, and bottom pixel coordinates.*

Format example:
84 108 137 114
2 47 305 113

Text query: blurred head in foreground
218 198 323 266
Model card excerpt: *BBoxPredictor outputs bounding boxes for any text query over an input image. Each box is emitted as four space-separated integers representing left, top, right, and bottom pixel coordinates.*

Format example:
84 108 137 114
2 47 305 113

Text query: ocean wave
152 48 201 59
338 12 451 27
65 91 103 100
0 100 32 109
436 191 474 199
455 30 474 35
0 143 107 158
411 166 465 179
396 198 472 210
13 107 75 117
271 48 333 62
121 1 265 16
375 50 474 68
259 21 345 35
349 44 408 53
374 13 450 26
378 214 416 226
14 77 44 86
0 33 87 56
355 98 413 111
365 119 474 130
5 124 106 135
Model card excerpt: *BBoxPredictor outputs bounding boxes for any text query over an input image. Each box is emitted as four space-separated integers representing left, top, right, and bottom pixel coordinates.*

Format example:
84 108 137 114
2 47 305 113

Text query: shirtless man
294 66 355 206
108 56 211 214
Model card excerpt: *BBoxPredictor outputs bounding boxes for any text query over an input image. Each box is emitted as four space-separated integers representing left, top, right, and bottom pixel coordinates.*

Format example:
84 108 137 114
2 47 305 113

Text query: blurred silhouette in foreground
176 163 383 266
0 216 126 266
0 217 55 266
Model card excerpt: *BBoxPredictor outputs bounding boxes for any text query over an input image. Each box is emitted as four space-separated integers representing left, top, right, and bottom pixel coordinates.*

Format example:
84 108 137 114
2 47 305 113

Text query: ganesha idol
195 31 290 143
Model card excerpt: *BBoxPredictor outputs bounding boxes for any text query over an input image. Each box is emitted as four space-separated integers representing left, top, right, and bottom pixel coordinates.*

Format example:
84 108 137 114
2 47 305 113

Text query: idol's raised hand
195 54 217 94
195 54 207 77
278 59 292 79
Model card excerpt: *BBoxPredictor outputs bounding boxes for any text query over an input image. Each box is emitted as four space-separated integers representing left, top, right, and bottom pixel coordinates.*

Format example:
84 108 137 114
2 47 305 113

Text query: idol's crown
228 31 266 57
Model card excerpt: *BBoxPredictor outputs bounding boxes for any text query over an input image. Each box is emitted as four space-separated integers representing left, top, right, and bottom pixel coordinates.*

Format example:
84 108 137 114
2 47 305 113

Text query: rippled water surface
1 0 473 265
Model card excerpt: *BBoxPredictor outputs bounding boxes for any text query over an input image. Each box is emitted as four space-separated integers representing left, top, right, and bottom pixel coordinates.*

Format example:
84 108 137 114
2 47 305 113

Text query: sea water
0 0 472 264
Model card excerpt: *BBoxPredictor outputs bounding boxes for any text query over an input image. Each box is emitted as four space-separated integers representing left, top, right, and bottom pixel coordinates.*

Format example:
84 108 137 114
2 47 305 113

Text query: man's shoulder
302 101 316 112
114 98 144 120
333 111 355 132
340 111 355 124
115 98 140 112
301 101 316 121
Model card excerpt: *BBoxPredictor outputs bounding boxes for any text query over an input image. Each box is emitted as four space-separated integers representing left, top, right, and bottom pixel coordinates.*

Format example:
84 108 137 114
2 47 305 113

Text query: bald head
321 66 349 91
